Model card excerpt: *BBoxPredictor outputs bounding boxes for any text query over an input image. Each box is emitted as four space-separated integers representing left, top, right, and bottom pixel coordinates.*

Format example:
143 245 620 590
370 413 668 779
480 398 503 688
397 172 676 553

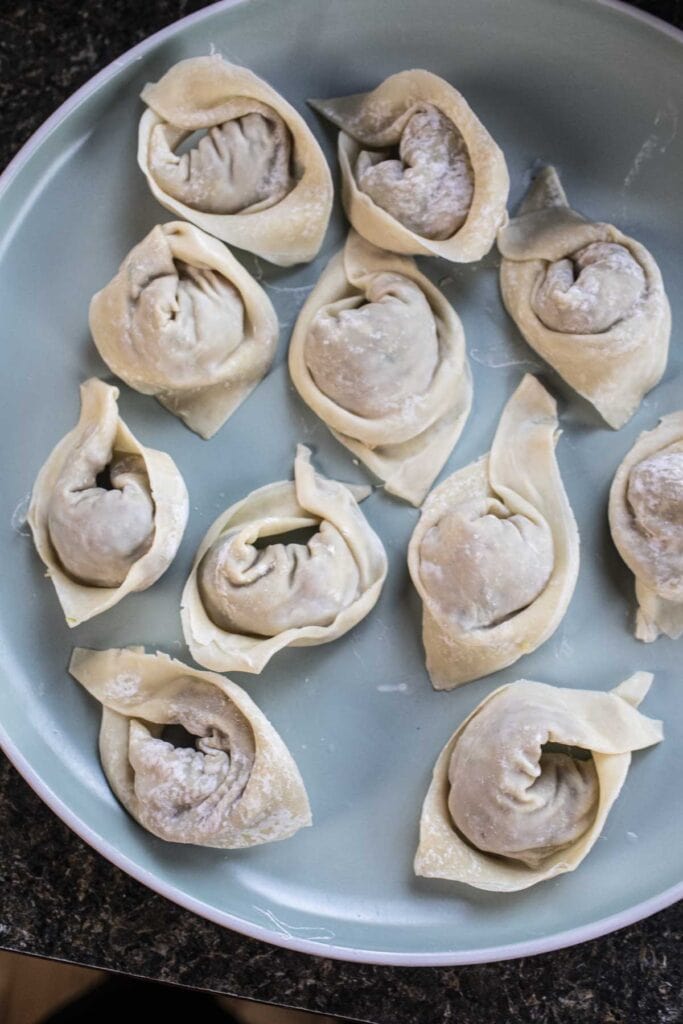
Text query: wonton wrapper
498 166 670 429
408 375 579 688
289 230 472 506
415 672 663 891
70 647 311 847
609 412 683 641
138 56 333 266
28 379 188 626
89 221 278 439
181 445 387 673
310 70 508 262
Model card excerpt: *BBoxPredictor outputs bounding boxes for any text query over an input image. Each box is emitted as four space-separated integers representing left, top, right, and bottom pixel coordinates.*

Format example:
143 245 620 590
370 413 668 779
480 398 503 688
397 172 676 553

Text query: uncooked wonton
28 379 188 626
415 672 663 890
408 375 579 688
181 445 387 673
289 230 472 506
70 646 311 847
310 69 508 262
498 166 670 428
138 56 333 265
609 411 683 641
89 221 278 439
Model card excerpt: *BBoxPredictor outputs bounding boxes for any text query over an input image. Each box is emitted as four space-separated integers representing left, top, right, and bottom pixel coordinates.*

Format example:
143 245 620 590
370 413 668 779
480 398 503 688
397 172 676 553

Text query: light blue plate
0 0 681 966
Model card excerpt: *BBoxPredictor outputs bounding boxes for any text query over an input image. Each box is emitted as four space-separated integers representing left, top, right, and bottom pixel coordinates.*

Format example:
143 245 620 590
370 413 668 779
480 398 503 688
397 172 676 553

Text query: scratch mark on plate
11 494 31 536
253 906 335 942
470 348 541 370
622 100 678 193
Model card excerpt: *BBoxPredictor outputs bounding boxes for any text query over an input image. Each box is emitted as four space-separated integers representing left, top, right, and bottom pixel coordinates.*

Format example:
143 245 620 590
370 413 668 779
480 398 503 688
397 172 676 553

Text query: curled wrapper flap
138 56 333 266
70 646 311 848
609 411 683 642
89 221 279 439
498 166 670 429
415 672 663 891
181 445 387 673
289 230 472 506
408 375 579 688
28 379 188 626
310 69 508 262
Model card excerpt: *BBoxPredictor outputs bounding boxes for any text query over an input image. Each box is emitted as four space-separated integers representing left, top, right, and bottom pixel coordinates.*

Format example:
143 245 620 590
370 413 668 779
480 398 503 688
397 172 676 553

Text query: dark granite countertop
1 3 681 1022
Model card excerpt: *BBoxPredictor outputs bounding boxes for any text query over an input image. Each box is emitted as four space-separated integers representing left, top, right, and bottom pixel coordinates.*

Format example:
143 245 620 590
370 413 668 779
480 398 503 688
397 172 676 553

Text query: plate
0 0 681 967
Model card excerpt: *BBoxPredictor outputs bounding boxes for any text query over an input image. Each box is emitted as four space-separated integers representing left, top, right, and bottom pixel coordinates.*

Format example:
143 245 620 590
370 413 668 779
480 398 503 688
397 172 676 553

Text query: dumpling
310 70 508 262
28 379 188 626
609 412 683 641
289 230 472 506
138 56 333 266
498 166 670 429
408 375 579 688
89 221 278 439
69 647 311 848
181 445 387 673
415 672 663 891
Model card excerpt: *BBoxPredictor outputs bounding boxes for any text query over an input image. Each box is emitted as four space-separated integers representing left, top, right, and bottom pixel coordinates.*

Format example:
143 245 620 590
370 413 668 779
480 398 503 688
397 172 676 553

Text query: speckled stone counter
1 3 681 1022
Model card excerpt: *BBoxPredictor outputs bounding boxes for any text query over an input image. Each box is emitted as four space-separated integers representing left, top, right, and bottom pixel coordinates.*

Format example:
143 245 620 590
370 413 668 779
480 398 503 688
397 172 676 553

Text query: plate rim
0 0 681 968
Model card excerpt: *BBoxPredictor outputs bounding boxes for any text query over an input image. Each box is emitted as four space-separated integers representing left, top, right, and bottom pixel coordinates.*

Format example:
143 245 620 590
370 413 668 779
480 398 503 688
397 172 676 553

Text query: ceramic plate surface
0 0 681 966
